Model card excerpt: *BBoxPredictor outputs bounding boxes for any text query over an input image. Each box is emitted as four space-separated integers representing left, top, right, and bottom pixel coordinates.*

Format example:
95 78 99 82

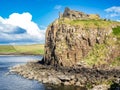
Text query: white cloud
105 6 120 17
116 20 120 22
110 13 119 17
105 6 120 13
0 12 46 44
54 5 62 10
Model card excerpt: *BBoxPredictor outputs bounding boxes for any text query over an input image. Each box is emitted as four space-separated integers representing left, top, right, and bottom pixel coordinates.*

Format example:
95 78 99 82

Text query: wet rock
48 76 61 85
38 77 42 82
70 75 75 80
91 85 109 90
28 76 34 80
75 81 81 86
9 61 120 90
70 80 75 85
42 78 49 83
64 81 70 85
57 75 71 81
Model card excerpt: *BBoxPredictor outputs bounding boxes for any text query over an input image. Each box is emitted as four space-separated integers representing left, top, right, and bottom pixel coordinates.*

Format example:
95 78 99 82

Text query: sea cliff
43 7 120 68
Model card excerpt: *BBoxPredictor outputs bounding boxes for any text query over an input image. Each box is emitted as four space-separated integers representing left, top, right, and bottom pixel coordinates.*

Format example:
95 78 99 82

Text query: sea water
0 55 86 90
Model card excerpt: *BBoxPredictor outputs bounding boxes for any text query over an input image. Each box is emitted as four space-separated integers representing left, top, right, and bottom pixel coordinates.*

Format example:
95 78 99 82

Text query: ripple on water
0 55 86 90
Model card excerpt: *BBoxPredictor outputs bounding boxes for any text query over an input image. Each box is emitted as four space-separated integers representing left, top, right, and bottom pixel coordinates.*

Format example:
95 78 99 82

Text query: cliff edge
42 7 120 68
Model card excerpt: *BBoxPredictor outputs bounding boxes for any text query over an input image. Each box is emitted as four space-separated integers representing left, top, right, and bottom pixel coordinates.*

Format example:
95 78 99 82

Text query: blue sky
0 0 120 44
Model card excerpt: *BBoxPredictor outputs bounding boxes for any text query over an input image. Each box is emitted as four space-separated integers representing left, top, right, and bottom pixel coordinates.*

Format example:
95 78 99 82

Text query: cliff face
43 8 120 67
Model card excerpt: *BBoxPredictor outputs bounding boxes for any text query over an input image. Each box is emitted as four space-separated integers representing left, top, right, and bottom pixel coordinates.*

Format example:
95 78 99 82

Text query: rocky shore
10 61 120 90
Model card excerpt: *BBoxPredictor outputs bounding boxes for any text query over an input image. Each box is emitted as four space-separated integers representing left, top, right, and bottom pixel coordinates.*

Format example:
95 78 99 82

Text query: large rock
42 8 120 67
91 85 109 90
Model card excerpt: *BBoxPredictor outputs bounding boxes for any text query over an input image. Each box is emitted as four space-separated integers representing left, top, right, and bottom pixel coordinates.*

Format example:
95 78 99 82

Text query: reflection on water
0 55 86 90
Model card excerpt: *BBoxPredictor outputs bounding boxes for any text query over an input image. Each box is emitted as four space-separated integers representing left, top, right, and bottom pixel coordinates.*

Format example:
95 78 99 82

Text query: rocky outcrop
10 61 120 89
43 8 120 66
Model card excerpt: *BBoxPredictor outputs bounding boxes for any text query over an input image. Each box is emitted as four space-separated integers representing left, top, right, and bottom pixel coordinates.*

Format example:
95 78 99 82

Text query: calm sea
0 55 86 90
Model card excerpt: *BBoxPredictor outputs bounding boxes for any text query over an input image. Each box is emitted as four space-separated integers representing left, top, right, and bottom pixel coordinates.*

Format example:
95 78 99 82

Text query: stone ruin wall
61 7 100 20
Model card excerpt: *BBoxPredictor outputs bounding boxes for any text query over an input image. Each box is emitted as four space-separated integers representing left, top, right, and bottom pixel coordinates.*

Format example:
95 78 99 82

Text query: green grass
0 45 17 53
59 18 120 28
0 44 44 55
84 44 108 66
83 32 120 67
111 56 120 66
112 26 120 36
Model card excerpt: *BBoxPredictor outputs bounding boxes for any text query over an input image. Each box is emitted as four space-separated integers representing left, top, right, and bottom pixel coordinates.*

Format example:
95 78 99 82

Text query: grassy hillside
0 45 17 54
58 18 120 28
0 44 44 55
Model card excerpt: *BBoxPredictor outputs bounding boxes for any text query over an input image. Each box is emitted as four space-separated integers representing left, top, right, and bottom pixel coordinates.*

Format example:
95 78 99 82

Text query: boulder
91 85 109 90
57 75 71 81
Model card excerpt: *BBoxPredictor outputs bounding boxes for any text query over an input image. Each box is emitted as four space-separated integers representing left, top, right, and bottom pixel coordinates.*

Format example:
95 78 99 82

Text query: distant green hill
0 44 44 55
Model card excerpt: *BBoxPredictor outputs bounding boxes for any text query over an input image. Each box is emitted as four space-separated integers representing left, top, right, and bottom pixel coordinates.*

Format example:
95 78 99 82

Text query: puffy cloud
54 5 62 10
0 12 46 44
105 6 120 17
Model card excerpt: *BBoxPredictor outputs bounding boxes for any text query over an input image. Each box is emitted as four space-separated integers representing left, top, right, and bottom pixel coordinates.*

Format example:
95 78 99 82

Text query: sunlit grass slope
0 44 44 55
58 18 120 28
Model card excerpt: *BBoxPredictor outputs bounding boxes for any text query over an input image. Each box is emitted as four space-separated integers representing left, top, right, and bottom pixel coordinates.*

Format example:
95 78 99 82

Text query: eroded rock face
43 23 115 66
42 8 120 67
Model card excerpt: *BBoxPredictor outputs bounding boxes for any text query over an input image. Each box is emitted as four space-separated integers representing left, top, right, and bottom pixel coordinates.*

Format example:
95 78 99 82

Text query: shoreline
0 54 43 56
10 61 120 90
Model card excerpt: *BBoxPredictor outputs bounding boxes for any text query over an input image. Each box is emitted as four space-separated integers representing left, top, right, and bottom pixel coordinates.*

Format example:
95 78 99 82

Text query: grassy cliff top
58 18 120 28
